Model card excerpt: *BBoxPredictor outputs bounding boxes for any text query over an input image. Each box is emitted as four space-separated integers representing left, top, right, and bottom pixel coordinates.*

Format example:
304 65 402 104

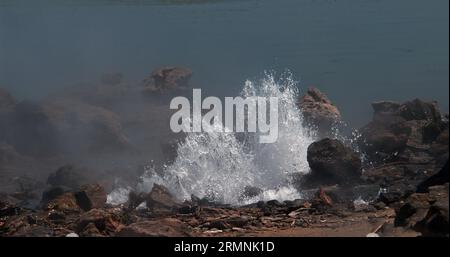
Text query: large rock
143 67 192 93
398 99 442 122
360 99 448 164
395 183 449 236
74 184 107 211
45 192 81 213
117 218 191 237
297 87 341 136
417 160 449 193
145 184 180 214
76 208 123 236
303 138 362 187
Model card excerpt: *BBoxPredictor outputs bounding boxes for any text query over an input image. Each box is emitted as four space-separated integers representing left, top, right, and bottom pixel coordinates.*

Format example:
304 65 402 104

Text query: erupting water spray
108 71 318 205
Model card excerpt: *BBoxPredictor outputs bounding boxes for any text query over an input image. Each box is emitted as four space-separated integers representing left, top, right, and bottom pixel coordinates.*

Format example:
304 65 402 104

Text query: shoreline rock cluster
0 68 448 237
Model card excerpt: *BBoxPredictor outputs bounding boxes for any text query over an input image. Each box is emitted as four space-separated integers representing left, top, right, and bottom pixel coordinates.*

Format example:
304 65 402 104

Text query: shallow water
0 0 448 126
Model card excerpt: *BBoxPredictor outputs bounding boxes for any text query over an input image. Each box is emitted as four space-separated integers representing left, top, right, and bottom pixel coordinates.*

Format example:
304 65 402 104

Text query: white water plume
108 71 318 205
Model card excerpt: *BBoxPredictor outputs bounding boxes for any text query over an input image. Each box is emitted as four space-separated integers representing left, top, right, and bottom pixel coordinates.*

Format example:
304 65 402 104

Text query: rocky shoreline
0 68 448 237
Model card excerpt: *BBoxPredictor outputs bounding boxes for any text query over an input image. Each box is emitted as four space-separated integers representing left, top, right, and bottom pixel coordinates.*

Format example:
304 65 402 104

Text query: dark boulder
303 138 362 187
397 99 441 122
74 184 107 211
395 183 449 236
417 160 449 193
127 190 146 210
76 208 123 236
145 184 180 214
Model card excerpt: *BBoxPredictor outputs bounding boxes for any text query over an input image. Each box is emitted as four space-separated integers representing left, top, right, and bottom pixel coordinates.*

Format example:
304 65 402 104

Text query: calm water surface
0 0 448 126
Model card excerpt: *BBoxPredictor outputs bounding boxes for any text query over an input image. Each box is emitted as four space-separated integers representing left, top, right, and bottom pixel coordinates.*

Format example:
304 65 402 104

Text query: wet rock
284 199 311 212
145 184 180 214
45 192 80 213
297 87 341 136
417 160 449 193
378 188 408 206
430 129 449 166
143 67 192 93
190 194 216 207
47 209 66 222
395 183 449 236
79 222 104 237
117 218 191 237
266 200 284 207
206 220 230 230
360 99 447 164
397 99 441 122
352 197 371 212
47 165 89 190
225 216 251 228
311 187 333 209
127 191 146 210
0 199 21 217
371 101 401 115
256 201 285 216
74 184 107 211
76 208 123 236
304 138 362 187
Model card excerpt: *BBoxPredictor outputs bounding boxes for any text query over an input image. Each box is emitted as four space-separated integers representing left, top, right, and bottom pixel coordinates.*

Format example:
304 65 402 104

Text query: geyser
108 72 318 205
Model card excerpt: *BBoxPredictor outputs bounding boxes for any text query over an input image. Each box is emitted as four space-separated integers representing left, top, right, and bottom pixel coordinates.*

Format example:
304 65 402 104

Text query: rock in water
304 138 361 187
143 67 192 93
297 87 341 136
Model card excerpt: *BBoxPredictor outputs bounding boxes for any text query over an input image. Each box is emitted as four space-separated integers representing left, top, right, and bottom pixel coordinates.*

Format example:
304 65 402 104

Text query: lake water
0 0 448 126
